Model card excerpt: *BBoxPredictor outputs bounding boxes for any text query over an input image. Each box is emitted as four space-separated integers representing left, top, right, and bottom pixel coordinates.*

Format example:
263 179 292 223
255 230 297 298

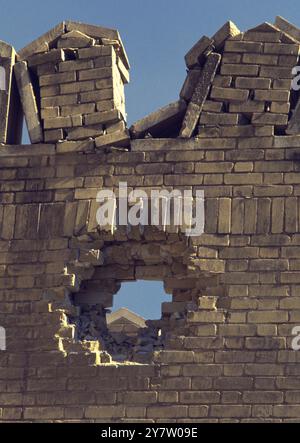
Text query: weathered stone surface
14 61 43 143
0 42 23 144
130 100 186 138
180 52 221 138
95 129 130 148
184 35 213 68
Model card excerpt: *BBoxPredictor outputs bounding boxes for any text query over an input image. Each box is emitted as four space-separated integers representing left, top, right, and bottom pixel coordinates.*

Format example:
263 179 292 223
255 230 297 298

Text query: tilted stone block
14 61 43 143
180 52 221 138
130 100 186 138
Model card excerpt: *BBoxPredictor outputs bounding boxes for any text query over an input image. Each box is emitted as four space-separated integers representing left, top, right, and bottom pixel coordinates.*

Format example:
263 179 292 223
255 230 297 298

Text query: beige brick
60 103 95 116
224 41 263 53
260 66 293 78
221 64 259 76
218 198 231 234
254 89 290 102
78 67 113 81
264 42 300 55
58 59 93 72
41 94 78 108
243 53 278 65
60 80 95 94
252 113 288 126
248 311 288 323
235 77 271 89
39 71 76 86
210 86 249 102
229 101 265 113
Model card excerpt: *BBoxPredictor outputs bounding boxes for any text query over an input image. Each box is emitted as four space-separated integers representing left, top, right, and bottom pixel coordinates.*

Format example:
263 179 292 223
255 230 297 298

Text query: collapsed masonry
4 21 130 147
131 16 300 139
3 16 300 421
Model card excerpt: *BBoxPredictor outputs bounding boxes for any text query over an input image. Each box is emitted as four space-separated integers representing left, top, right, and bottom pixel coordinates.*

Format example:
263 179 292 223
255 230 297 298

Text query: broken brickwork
2 16 300 422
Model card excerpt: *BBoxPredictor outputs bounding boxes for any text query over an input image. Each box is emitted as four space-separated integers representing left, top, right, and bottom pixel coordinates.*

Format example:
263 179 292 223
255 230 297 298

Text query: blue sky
1 0 300 317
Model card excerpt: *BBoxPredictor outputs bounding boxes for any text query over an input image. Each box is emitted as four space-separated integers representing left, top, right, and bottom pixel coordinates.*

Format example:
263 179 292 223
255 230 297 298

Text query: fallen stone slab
130 100 187 139
14 61 43 143
179 52 221 138
95 129 130 148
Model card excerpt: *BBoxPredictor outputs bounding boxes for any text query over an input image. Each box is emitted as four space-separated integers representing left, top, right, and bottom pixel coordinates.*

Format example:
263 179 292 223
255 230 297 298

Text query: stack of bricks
130 17 300 141
197 22 299 137
14 21 130 149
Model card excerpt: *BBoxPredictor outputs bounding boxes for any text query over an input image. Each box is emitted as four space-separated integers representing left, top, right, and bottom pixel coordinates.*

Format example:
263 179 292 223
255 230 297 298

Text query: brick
147 406 188 419
58 59 93 72
78 67 113 81
180 53 221 138
41 94 78 108
40 85 60 98
229 101 264 113
210 86 249 102
60 103 95 116
180 391 220 404
77 45 112 59
39 71 76 86
60 80 95 94
248 311 288 323
254 89 290 102
200 112 238 125
243 53 278 65
14 61 43 144
264 42 300 55
259 66 293 78
95 130 130 148
221 64 259 76
244 31 281 43
41 107 59 119
224 40 263 53
67 125 104 140
27 49 65 67
80 88 114 102
211 405 251 418
235 77 271 89
252 113 288 126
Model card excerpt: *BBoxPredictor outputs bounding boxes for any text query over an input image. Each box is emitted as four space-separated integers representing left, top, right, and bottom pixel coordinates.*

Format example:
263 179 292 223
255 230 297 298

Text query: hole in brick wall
71 274 178 363
0 66 6 90
111 280 171 319
66 235 200 364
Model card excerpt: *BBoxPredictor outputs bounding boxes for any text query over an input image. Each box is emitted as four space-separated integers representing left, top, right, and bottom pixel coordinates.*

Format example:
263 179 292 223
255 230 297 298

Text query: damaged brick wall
2 16 300 422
